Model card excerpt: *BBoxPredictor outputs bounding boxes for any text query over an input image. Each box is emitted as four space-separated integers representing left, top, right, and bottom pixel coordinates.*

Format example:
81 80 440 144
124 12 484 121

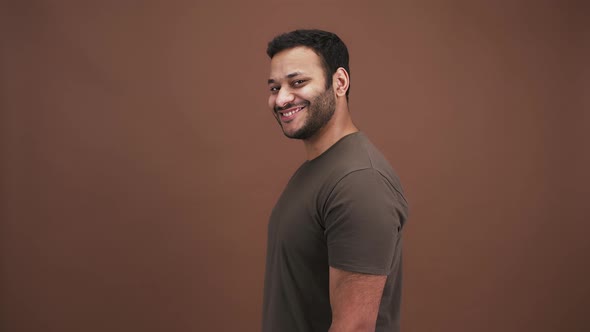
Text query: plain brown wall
1 1 588 331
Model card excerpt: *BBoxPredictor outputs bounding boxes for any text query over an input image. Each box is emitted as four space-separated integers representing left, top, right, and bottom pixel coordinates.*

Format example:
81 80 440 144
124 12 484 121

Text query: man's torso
262 132 408 332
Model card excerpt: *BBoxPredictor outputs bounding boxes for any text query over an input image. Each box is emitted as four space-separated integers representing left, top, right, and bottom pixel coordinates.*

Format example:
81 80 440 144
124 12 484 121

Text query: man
262 29 409 332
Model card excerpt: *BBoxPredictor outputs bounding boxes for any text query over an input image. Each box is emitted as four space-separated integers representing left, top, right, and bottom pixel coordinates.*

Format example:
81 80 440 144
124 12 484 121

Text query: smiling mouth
278 106 305 120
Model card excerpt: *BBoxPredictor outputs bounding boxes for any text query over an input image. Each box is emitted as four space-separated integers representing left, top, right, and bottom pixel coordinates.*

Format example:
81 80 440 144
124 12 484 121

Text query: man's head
267 29 350 100
266 30 351 140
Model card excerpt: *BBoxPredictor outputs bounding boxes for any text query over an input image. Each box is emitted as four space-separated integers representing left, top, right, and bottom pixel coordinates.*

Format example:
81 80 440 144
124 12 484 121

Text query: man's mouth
278 106 306 121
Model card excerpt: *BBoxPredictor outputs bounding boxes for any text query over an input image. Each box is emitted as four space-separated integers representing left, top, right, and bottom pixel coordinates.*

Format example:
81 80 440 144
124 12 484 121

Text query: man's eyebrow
267 72 304 85
286 71 302 79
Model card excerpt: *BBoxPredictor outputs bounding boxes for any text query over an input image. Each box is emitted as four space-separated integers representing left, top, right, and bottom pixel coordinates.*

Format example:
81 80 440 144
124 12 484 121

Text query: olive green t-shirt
262 132 409 332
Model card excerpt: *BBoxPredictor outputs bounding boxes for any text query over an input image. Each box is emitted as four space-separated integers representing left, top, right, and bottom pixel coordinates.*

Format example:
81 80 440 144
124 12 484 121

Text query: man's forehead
269 46 323 78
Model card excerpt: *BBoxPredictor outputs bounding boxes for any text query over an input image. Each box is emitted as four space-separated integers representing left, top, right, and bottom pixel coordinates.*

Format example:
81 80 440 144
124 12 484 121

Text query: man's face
267 46 336 140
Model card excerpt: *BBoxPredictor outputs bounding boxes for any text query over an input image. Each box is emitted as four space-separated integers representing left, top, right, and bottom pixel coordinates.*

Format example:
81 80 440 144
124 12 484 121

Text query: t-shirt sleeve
323 168 406 275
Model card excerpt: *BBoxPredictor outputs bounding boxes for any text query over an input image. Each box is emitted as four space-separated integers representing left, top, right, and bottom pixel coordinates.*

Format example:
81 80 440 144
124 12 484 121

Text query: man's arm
328 266 387 332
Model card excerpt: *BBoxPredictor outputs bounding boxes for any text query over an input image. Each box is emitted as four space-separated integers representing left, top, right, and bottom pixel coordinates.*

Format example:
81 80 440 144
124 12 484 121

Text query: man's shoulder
328 132 397 178
336 133 406 201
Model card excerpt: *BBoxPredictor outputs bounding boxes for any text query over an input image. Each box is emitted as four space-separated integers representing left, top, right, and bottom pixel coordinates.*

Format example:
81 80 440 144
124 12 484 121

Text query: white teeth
282 107 302 117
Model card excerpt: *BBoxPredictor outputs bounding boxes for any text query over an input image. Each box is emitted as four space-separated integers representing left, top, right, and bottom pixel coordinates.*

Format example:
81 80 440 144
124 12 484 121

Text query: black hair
267 29 350 99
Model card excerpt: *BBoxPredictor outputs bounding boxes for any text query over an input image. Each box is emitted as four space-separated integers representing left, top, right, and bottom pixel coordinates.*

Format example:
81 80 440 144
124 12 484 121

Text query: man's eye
270 86 280 92
293 80 306 86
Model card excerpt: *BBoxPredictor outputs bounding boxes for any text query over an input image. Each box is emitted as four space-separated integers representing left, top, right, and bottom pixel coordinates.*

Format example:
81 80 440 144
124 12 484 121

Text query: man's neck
303 111 358 160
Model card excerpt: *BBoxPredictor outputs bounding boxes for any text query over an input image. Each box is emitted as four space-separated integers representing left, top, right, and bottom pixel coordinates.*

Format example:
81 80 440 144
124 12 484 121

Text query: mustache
274 101 310 113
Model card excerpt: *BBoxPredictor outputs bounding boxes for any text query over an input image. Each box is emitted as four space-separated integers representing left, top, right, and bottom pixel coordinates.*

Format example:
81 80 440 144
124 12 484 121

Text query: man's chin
282 130 303 140
280 117 317 140
283 127 316 140
281 126 302 140
280 123 302 139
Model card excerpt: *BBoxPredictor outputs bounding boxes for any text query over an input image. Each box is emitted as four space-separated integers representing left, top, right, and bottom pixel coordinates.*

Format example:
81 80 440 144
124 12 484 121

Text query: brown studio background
1 1 588 331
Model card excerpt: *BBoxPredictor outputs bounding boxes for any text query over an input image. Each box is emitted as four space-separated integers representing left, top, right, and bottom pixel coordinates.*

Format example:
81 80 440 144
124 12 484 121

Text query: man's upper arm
324 168 404 275
323 168 406 331
328 266 387 332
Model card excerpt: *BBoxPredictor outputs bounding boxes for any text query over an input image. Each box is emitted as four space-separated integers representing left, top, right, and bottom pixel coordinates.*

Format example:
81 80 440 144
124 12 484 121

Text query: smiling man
262 29 409 332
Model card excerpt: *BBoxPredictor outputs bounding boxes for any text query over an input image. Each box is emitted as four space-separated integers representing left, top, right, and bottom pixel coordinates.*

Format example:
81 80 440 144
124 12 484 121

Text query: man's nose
275 88 295 108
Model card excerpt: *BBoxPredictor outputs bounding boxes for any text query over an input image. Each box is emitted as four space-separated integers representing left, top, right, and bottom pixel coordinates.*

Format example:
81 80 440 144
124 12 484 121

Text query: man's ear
332 67 350 97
